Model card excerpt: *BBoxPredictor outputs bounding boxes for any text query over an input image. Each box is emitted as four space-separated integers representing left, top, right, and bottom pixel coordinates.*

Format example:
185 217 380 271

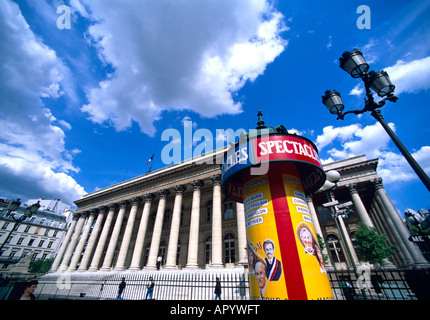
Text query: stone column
348 183 374 227
146 189 170 269
373 195 413 266
88 203 117 271
307 196 331 268
58 212 86 272
327 191 360 268
129 194 154 270
373 178 428 266
100 200 128 271
51 212 79 272
78 206 107 272
210 175 223 268
165 185 185 269
115 197 140 270
337 214 360 266
68 211 95 271
185 180 204 269
235 202 248 266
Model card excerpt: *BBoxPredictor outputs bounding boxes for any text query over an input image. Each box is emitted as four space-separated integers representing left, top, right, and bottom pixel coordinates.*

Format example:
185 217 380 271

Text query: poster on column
282 174 333 300
244 175 288 300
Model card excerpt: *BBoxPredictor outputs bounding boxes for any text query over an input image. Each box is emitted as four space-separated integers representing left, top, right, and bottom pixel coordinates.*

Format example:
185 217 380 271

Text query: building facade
0 199 72 273
51 150 428 275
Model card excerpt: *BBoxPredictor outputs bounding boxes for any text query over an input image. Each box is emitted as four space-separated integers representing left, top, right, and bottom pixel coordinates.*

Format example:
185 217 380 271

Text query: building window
327 234 346 263
38 240 45 247
48 241 54 248
2 222 9 230
206 200 212 222
17 237 24 245
24 226 31 233
162 209 171 230
205 236 212 265
224 233 236 263
223 199 234 220
28 239 35 246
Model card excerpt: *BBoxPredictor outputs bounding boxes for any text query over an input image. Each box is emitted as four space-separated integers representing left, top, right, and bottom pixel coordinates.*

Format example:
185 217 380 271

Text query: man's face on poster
255 262 266 289
264 243 274 260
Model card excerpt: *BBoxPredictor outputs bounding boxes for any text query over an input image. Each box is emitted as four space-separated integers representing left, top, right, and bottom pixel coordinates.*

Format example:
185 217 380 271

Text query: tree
28 258 54 274
354 223 395 266
317 234 330 265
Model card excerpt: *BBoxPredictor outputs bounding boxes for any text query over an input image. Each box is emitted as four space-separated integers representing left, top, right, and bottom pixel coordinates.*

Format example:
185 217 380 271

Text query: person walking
20 280 38 300
116 277 126 300
146 276 155 300
214 277 221 300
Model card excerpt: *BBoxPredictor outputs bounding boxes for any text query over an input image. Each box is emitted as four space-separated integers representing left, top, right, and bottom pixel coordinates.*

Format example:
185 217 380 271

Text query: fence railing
327 268 430 300
35 270 250 300
2 267 430 300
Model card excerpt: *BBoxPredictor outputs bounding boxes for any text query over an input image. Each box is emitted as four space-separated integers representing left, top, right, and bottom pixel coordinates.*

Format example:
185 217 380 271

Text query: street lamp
322 48 430 192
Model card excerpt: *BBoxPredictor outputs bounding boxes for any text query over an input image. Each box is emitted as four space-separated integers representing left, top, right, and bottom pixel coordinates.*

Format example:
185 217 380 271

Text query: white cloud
384 56 430 94
349 84 364 96
0 0 86 206
316 122 430 184
79 0 288 136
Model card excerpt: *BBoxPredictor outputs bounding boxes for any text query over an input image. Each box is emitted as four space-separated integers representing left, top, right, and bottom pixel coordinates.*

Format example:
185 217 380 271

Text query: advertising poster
281 173 333 300
243 167 333 300
244 174 288 300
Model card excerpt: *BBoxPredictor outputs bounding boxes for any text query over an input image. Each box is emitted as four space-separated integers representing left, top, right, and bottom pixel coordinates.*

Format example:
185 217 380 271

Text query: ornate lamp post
322 48 430 192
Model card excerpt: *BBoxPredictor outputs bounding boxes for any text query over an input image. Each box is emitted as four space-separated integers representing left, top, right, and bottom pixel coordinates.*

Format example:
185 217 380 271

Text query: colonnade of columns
51 175 248 273
52 172 427 273
307 178 428 268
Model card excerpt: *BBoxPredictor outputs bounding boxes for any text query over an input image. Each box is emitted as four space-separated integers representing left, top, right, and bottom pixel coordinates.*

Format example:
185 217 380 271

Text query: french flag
146 153 154 165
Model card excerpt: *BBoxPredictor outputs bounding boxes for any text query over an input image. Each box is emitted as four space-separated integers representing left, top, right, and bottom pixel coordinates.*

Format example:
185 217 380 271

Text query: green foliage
28 258 54 274
354 223 395 265
317 233 330 265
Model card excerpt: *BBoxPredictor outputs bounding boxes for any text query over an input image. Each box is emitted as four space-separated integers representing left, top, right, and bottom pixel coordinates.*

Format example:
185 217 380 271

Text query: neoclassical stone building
51 150 427 275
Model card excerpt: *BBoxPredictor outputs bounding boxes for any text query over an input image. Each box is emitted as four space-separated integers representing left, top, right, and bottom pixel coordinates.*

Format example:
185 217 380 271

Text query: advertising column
222 131 333 300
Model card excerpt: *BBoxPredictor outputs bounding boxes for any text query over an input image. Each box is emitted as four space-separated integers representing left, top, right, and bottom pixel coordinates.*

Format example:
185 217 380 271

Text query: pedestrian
214 277 221 300
156 255 162 270
116 277 126 300
146 276 155 300
20 280 38 300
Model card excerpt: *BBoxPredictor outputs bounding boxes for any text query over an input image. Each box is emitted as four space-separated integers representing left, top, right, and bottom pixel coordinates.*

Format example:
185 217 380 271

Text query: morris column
221 111 332 300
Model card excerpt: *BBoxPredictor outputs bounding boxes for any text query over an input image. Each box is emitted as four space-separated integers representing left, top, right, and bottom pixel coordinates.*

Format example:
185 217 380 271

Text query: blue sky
1 0 429 215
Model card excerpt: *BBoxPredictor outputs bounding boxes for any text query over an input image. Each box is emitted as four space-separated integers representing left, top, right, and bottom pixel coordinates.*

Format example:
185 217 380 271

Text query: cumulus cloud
0 0 86 206
384 56 430 94
79 0 288 136
316 122 430 184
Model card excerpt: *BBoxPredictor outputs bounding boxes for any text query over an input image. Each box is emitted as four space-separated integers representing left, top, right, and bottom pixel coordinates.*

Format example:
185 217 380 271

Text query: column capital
89 208 98 217
210 174 222 186
373 177 384 190
173 184 186 195
143 193 155 203
158 189 170 199
191 179 204 190
109 203 118 211
98 205 108 213
131 197 141 206
72 212 80 220
348 183 358 193
78 211 89 219
119 200 129 208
